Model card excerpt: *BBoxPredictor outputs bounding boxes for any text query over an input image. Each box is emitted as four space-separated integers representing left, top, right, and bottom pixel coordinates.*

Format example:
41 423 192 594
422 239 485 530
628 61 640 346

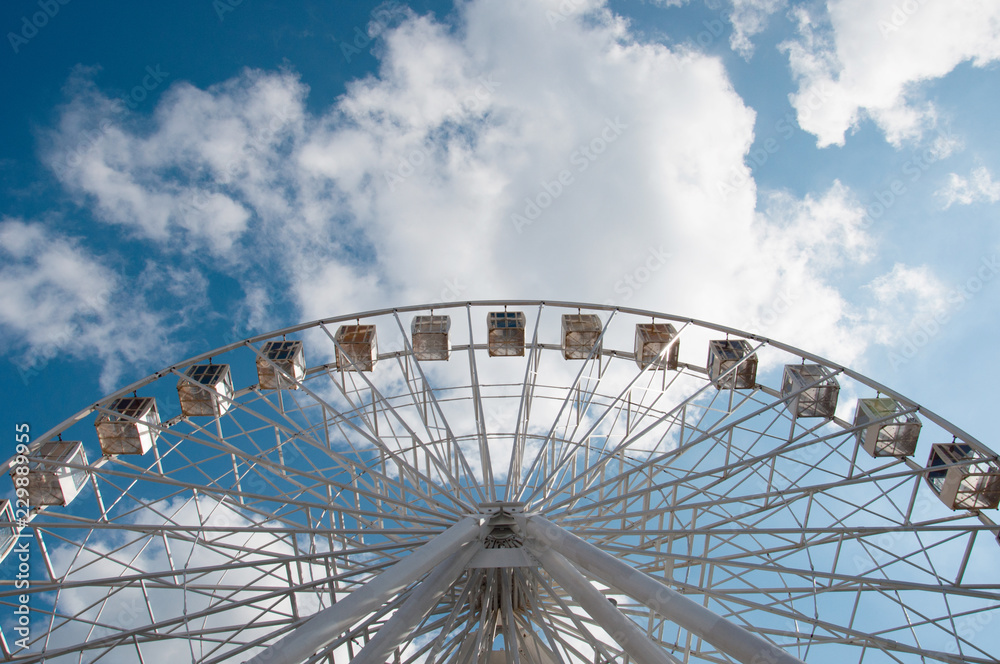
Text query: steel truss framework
1 301 998 664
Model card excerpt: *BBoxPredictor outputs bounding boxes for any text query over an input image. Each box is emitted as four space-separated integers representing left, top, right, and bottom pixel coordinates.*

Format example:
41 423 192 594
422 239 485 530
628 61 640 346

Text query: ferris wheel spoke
621 546 999 601
316 322 482 511
657 467 918 537
22 542 427 664
77 460 450 533
677 575 985 660
422 621 472 664
188 613 296 664
551 419 922 527
320 592 417 662
538 350 699 504
129 427 460 527
561 366 854 510
528 568 624 664
501 302 546 502
530 608 617 664
517 310 621 498
417 566 478 664
660 576 975 664
522 599 574 664
390 611 467 664
537 386 794 515
587 502 947 573
389 311 487 504
519 319 698 508
325 374 470 509
459 304 500 501
17 593 280 664
12 530 434 611
133 420 339 509
233 351 473 517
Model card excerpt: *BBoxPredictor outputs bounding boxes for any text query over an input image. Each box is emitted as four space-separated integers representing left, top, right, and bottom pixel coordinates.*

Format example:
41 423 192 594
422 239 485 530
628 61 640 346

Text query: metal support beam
244 517 480 664
348 542 481 664
528 541 682 664
525 516 806 664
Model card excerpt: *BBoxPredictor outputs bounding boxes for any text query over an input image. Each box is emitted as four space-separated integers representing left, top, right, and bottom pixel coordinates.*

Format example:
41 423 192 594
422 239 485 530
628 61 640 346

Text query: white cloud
0 219 178 391
740 181 874 362
38 0 953 378
649 0 785 58
781 0 1000 147
45 69 297 257
863 262 953 345
937 166 1000 208
729 0 785 58
756 180 874 270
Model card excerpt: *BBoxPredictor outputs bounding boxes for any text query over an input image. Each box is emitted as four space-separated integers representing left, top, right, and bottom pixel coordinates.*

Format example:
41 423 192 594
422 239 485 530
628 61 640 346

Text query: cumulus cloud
0 219 178 391
45 67 295 257
781 0 1000 147
937 166 1000 209
863 262 953 345
728 0 785 58
739 181 874 362
650 0 785 57
36 0 946 379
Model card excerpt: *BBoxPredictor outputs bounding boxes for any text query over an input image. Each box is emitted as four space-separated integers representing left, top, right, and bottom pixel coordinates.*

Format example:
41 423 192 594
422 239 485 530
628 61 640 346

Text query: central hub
471 502 535 567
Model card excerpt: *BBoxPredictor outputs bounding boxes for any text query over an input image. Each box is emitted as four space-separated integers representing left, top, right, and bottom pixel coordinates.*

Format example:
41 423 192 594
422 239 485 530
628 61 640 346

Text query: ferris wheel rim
3 300 998 664
22 299 989 459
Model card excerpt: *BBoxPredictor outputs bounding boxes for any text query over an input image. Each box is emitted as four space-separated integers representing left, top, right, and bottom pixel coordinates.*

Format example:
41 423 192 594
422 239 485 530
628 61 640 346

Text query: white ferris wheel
1 300 998 664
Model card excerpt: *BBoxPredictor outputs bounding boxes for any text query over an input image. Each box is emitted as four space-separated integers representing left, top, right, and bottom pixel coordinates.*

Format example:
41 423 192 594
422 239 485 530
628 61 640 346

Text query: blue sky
1 0 999 448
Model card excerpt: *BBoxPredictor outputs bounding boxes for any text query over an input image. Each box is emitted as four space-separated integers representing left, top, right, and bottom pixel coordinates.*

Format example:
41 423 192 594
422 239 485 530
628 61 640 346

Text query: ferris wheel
2 300 998 664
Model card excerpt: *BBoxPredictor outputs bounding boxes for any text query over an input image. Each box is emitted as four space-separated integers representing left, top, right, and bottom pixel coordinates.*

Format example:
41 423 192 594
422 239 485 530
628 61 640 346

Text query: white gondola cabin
11 441 89 507
781 364 839 418
926 443 1000 511
635 323 679 370
336 325 378 371
707 340 757 389
257 340 306 389
412 315 451 361
487 312 526 357
562 314 602 360
95 396 160 455
854 398 920 458
178 364 234 417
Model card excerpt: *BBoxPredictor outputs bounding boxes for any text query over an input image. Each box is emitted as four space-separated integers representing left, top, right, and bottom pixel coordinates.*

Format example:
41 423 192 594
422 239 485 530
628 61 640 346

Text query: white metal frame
1 301 998 664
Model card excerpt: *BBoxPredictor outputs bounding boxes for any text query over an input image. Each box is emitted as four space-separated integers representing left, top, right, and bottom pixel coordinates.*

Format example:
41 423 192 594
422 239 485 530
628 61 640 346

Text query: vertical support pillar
244 517 480 664
524 516 806 664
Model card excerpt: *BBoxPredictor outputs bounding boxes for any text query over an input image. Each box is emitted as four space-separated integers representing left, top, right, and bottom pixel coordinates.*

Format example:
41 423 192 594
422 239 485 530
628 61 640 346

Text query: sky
1 0 999 451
